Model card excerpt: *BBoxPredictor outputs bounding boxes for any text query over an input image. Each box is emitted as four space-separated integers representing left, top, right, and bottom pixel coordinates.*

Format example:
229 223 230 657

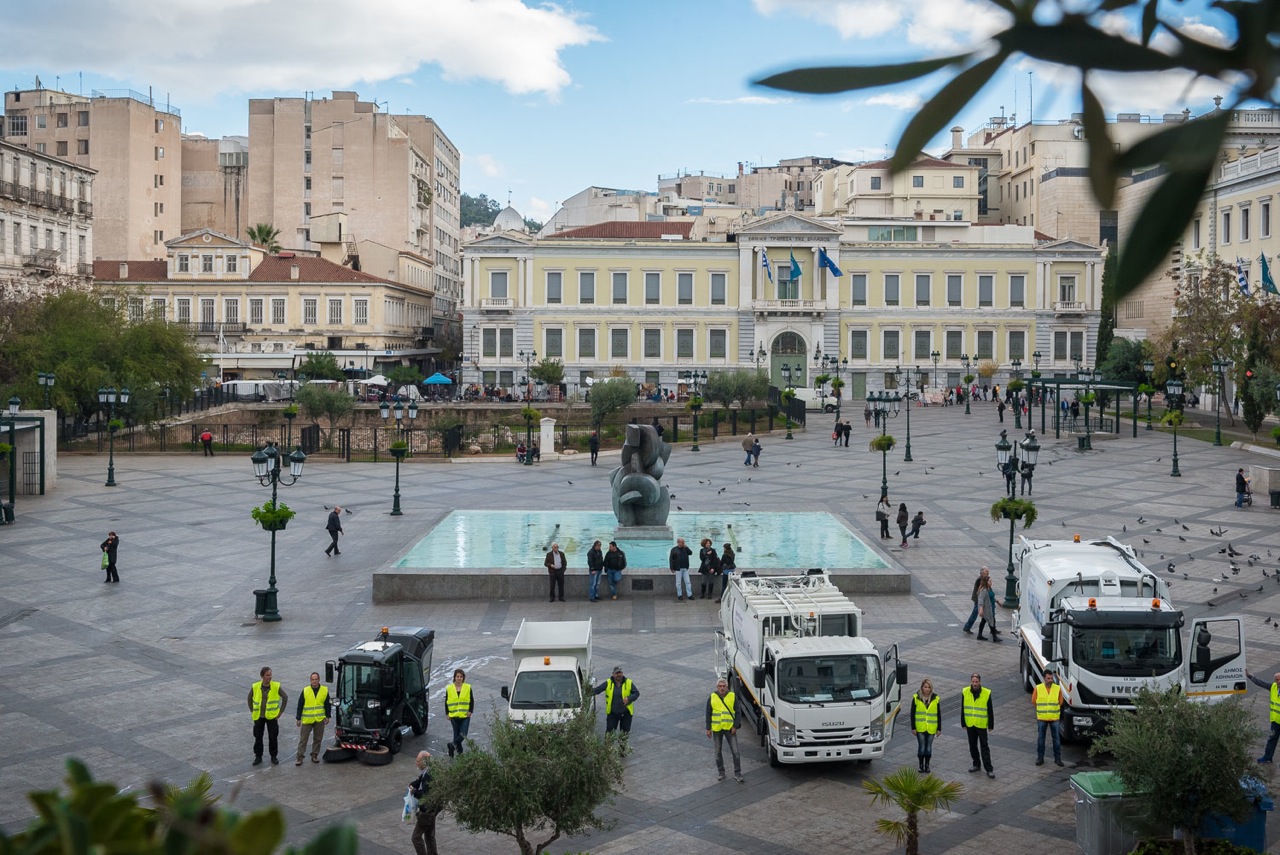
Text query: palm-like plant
247 223 282 254
863 767 964 855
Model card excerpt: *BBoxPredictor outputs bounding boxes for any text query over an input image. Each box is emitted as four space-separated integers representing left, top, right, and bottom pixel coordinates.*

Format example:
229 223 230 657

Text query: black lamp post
896 366 914 463
930 350 940 399
390 439 406 517
1143 359 1155 430
755 343 767 371
1212 357 1231 446
683 370 706 452
520 349 537 465
1167 376 1184 477
283 406 296 448
823 354 848 420
520 348 537 402
1032 351 1042 374
37 372 55 409
98 386 130 487
995 430 1015 498
4 396 18 515
962 354 972 415
870 390 900 499
250 442 307 622
1010 358 1023 429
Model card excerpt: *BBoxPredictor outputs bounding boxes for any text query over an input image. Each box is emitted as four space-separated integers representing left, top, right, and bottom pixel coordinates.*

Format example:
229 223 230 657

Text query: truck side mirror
1041 636 1054 661
501 685 510 701
325 662 334 683
753 666 766 689
896 663 909 685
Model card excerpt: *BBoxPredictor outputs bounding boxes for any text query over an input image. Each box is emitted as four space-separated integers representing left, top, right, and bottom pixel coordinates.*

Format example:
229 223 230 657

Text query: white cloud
526 196 554 221
466 153 505 179
0 0 603 99
754 0 1007 50
864 91 923 111
686 95 796 106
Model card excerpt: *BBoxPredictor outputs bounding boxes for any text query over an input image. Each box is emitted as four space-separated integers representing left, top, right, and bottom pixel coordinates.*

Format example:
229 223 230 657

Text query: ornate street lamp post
755 343 767 371
1167 376 1184 477
1010 358 1023 428
1211 357 1231 446
995 430 1015 499
1143 359 1155 430
896 366 914 463
961 354 972 415
871 391 900 499
97 386 130 487
37 372 55 409
930 350 940 399
3 396 18 516
1078 367 1097 450
520 349 537 465
249 442 306 622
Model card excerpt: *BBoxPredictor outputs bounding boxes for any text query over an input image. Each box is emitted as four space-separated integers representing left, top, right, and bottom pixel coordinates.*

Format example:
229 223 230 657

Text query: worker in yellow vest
961 672 995 779
705 677 744 783
592 665 641 751
294 671 331 766
1033 668 1065 767
910 678 941 773
445 669 474 758
1246 670 1280 762
247 666 288 766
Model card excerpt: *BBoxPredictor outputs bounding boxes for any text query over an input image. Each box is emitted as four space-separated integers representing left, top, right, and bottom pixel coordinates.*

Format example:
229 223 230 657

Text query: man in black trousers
324 507 343 556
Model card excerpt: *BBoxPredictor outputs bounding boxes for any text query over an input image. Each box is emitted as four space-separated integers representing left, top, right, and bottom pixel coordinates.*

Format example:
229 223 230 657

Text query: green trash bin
253 589 269 617
1070 772 1157 855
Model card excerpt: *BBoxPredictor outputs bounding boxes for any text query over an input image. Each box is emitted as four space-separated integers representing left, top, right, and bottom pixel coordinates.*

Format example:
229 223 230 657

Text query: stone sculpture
610 423 671 527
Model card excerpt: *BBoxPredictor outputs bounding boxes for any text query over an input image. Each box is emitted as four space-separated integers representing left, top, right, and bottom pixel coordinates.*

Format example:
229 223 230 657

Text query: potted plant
991 497 1037 527
1271 425 1280 446
1007 378 1025 394
251 501 296 532
0 442 11 460
870 434 896 453
108 417 124 433
390 439 409 459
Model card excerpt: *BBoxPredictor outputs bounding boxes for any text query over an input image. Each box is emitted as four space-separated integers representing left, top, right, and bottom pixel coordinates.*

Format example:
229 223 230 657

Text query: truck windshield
776 655 881 703
338 664 387 698
1072 626 1182 675
510 671 582 709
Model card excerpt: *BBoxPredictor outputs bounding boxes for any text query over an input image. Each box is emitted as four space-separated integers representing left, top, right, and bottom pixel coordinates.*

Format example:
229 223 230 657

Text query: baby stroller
1242 478 1253 507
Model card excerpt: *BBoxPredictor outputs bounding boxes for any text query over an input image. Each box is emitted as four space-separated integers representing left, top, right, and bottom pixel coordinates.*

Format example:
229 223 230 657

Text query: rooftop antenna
507 189 512 205
1028 70 1034 125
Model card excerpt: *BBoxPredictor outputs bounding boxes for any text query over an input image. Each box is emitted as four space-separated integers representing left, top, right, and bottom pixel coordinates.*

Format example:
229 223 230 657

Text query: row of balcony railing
478 297 1088 313
0 181 92 215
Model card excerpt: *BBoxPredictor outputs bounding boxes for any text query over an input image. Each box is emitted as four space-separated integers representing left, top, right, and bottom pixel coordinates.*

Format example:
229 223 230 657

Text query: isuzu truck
501 619 593 724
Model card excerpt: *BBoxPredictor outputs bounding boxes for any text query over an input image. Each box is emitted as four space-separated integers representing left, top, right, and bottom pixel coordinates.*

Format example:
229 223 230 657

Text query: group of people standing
246 665 331 767
667 536 737 602
545 540 629 602
961 566 1003 642
875 496 925 548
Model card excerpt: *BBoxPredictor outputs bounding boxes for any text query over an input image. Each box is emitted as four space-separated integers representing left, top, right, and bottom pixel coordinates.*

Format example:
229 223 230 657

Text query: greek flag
1260 253 1278 295
1237 258 1250 296
818 247 844 277
761 248 774 282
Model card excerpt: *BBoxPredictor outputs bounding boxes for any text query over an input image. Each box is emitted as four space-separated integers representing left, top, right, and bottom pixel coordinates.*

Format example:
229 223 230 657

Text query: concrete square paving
3 403 1280 854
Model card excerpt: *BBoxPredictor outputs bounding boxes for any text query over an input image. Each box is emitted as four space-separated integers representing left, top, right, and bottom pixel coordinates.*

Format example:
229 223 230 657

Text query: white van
791 387 837 413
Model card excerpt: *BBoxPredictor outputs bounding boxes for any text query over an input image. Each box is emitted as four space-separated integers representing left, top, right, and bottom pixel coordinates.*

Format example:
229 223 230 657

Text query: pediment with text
166 229 248 250
734 213 842 241
464 232 536 250
1038 238 1103 254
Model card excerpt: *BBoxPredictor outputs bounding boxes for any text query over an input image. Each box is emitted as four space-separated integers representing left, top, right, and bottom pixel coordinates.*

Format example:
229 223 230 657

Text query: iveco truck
1014 535 1245 740
716 570 906 766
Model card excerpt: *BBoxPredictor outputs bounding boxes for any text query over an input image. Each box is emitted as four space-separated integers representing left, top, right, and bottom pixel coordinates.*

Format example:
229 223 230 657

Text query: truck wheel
1061 716 1078 745
322 746 356 763
1020 650 1035 694
411 718 425 736
769 745 780 768
359 745 394 766
387 725 403 755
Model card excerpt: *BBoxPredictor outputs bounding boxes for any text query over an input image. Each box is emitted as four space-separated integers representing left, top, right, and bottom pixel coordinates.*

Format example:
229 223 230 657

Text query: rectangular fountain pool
395 510 888 570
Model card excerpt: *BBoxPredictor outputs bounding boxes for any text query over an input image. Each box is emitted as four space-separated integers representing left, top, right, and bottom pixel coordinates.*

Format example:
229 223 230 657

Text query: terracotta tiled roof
856 155 959 170
93 260 169 281
547 221 694 240
249 255 394 284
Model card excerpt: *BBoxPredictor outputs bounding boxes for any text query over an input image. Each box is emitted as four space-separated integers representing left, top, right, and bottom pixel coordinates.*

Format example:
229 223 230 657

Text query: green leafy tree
530 358 565 386
523 217 544 234
246 223 282 254
1092 687 1255 855
434 702 624 855
295 383 354 448
589 377 636 429
755 0 1280 300
460 193 502 228
1095 250 1118 368
1154 257 1249 396
1241 364 1278 440
0 289 203 421
296 352 346 382
863 767 964 855
1098 337 1150 385
386 365 421 391
703 369 771 409
433 323 463 368
0 758 357 855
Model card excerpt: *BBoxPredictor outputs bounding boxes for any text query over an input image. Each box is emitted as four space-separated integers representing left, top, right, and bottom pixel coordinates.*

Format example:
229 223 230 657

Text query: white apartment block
0 139 95 295
2 85 181 259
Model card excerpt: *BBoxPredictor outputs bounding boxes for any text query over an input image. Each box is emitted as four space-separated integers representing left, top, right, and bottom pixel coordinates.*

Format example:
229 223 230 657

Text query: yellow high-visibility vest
605 679 635 716
962 686 990 728
251 681 282 721
1270 684 1280 725
300 685 329 724
913 693 939 734
1034 683 1062 722
710 691 736 732
446 683 472 719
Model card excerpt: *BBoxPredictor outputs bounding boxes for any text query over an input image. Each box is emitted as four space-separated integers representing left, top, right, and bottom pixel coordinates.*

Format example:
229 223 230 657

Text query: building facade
2 86 181 259
0 138 95 295
180 134 248 240
95 229 437 379
463 214 1104 398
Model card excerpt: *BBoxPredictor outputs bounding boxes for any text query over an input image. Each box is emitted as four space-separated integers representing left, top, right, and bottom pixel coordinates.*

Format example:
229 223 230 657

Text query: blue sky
1 0 1240 223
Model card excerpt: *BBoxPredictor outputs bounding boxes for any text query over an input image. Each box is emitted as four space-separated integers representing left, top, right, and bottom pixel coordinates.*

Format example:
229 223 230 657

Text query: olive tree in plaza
589 377 636 429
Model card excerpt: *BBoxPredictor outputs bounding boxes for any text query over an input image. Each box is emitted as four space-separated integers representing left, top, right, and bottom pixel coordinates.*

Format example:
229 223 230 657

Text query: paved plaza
4 403 1280 854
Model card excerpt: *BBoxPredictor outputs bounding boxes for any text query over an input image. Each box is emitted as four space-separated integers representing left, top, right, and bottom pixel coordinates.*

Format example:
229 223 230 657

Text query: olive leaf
1081 82 1116 209
1116 161 1216 298
755 55 971 94
891 53 1007 172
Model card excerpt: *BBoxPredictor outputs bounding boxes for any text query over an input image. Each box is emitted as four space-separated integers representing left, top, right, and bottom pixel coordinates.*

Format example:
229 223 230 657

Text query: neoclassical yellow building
463 214 1103 398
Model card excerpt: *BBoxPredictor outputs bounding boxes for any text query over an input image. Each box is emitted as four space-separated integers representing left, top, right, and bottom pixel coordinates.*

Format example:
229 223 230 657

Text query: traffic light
1166 356 1178 372
1244 368 1255 384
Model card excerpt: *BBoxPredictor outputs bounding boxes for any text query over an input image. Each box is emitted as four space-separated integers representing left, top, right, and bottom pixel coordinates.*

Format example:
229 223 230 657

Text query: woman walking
716 544 736 603
445 669 474 757
698 538 720 600
976 577 1002 642
876 496 892 539
910 679 941 772
896 503 909 548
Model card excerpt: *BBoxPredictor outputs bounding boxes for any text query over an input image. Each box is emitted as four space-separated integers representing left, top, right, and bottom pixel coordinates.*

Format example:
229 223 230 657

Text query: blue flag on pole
789 251 802 284
818 247 844 277
1260 253 1278 295
1237 258 1251 296
761 248 774 283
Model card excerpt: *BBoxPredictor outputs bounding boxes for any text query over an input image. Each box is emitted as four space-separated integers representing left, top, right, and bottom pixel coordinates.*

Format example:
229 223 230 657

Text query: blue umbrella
423 372 453 385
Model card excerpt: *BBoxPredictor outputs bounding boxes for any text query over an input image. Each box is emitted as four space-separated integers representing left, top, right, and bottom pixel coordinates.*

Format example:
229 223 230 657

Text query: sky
0 0 1245 224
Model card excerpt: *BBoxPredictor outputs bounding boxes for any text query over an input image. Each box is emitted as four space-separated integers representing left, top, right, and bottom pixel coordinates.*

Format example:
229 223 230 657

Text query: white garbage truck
501 619 593 724
716 570 906 766
1014 535 1246 741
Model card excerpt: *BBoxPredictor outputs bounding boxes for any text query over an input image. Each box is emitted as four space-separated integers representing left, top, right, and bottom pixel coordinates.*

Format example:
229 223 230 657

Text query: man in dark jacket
669 538 693 601
593 665 640 747
101 531 120 583
603 541 626 600
408 751 439 855
587 540 604 602
962 673 996 779
588 432 600 466
1237 468 1250 508
544 543 567 602
324 507 343 556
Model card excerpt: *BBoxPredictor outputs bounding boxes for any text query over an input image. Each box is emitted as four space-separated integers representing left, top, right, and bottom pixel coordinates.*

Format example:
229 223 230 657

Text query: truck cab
501 619 593 725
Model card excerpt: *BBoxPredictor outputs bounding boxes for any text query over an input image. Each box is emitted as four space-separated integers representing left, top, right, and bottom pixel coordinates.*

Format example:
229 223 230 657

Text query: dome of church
494 205 525 232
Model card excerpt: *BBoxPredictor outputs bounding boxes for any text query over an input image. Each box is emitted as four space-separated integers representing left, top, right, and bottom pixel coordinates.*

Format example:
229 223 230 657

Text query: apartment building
0 139 95 293
94 228 437 379
2 86 181 259
813 156 981 221
246 91 461 341
463 212 1103 396
181 134 248 240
